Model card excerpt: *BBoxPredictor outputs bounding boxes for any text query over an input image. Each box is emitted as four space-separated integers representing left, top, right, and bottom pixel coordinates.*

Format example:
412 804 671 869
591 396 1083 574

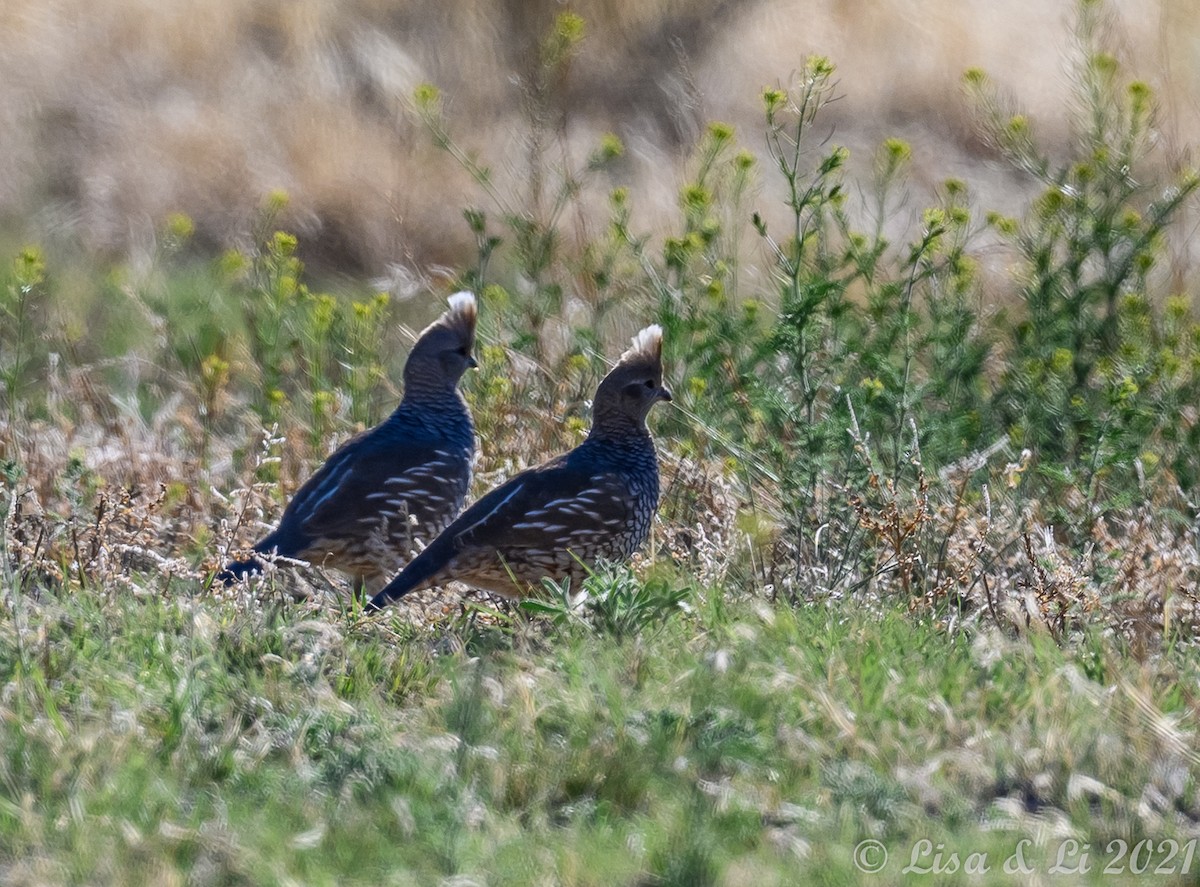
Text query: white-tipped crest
445 291 477 320
416 291 477 340
619 324 663 365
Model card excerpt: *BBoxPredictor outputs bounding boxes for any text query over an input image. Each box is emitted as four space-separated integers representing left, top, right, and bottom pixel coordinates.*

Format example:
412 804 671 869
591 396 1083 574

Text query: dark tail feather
365 543 445 612
218 528 298 586
216 556 266 586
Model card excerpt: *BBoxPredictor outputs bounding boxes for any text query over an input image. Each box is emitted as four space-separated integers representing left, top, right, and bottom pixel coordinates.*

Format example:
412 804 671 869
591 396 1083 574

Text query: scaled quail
366 324 671 611
219 292 478 593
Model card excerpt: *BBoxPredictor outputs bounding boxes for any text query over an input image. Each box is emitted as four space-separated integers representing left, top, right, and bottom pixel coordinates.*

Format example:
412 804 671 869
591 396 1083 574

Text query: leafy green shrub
1 246 49 448
965 1 1200 512
520 563 692 641
233 224 381 442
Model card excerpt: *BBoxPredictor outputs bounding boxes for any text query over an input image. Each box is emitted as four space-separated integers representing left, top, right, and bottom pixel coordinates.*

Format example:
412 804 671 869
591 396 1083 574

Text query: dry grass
3 331 1198 664
2 0 1198 274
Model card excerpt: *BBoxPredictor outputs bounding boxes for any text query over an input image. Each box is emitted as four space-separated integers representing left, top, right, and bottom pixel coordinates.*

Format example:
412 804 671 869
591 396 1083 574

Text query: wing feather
282 432 466 542
445 460 630 554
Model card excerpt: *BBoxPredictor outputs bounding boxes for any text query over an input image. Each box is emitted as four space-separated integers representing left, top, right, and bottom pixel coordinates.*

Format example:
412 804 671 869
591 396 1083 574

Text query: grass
2 583 1198 885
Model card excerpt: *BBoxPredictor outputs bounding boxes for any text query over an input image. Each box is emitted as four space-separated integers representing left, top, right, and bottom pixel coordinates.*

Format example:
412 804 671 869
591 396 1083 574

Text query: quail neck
385 386 474 453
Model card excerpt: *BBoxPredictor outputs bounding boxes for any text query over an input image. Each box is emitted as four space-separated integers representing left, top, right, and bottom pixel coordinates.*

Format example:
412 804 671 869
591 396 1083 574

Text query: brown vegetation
2 0 1197 274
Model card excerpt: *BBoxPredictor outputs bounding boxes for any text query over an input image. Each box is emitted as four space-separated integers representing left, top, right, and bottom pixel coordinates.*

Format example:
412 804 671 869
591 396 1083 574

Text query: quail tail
363 538 448 611
216 555 266 585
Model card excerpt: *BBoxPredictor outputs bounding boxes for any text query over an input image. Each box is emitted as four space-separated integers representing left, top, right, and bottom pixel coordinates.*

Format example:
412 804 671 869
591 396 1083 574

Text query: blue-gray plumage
218 292 478 592
367 324 671 611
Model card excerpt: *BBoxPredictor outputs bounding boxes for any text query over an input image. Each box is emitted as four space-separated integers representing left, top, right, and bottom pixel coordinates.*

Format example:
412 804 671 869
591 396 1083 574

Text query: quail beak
658 386 673 402
468 354 479 369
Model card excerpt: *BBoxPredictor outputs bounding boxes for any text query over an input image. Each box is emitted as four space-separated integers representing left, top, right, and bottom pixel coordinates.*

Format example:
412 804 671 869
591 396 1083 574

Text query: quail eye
644 379 655 389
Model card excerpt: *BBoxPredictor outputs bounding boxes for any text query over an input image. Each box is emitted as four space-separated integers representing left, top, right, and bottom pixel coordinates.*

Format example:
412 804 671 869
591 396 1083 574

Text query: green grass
2 585 1197 885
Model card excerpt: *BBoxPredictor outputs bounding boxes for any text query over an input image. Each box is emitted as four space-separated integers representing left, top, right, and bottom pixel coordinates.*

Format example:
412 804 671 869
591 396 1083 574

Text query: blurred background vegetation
1 0 1198 276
